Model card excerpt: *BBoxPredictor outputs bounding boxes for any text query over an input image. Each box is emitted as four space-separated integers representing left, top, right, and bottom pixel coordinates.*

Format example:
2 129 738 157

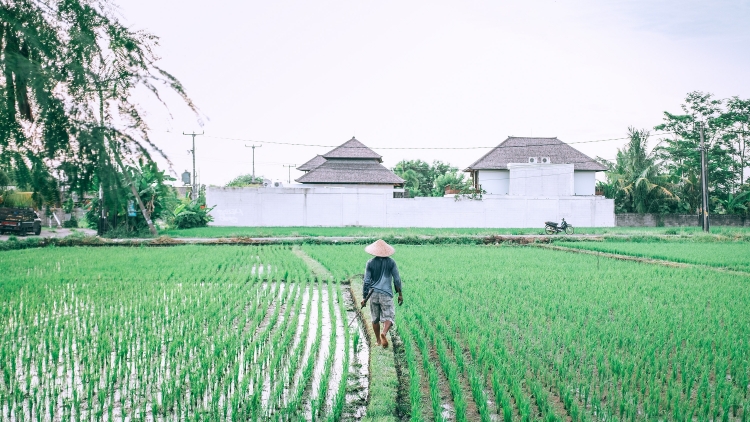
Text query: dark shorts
370 291 395 323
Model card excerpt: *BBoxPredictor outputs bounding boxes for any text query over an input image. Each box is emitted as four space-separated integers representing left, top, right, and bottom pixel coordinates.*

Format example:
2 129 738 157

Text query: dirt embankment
1 233 609 251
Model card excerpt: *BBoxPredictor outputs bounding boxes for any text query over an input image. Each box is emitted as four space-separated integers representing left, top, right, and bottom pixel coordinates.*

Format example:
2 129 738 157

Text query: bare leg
381 321 391 348
373 322 381 345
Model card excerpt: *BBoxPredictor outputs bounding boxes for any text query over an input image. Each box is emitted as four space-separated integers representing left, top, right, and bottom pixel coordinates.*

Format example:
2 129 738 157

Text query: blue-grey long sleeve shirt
363 257 402 298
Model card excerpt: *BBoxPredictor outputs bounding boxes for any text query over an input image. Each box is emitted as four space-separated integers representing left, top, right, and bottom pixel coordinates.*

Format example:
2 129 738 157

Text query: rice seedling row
555 241 750 272
304 244 750 421
0 246 357 421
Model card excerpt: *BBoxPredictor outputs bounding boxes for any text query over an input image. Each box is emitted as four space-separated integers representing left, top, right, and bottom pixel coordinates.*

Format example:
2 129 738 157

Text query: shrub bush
62 216 78 228
173 201 214 229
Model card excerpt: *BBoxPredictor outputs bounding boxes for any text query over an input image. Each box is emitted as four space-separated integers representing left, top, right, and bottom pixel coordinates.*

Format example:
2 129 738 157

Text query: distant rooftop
295 159 404 185
296 137 402 185
465 137 608 171
297 155 326 172
322 137 383 161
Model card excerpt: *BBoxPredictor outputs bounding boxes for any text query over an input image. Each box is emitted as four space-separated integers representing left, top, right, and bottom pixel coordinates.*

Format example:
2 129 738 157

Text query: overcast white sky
117 0 750 185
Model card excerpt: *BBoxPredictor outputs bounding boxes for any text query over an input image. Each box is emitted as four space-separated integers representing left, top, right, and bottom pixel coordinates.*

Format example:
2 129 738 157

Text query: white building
206 135 615 228
464 137 607 196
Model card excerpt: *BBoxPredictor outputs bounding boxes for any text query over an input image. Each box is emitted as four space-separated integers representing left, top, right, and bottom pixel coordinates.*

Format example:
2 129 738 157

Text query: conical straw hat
364 239 395 257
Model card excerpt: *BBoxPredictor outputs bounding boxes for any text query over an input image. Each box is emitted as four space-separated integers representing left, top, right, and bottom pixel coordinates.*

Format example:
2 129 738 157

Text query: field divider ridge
537 244 750 276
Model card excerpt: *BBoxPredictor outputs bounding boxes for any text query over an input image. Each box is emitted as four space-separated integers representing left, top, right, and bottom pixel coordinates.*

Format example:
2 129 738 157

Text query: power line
201 133 676 150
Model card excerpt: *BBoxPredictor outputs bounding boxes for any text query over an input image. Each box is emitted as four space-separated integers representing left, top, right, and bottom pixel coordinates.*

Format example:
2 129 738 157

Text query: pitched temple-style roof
465 137 608 172
297 155 326 172
295 159 405 184
295 137 403 185
322 137 383 161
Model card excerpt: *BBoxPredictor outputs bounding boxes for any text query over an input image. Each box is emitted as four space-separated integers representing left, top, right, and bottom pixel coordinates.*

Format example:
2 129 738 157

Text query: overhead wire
200 133 678 150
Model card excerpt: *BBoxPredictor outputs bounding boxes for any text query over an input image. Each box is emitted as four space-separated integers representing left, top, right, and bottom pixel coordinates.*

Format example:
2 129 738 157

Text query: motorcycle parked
544 218 574 235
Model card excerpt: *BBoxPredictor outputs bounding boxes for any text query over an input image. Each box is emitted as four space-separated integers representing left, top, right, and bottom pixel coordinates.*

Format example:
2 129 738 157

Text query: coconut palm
601 127 677 213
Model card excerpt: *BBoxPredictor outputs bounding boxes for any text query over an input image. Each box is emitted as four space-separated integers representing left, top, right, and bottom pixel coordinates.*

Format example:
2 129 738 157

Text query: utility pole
283 164 296 184
699 123 710 232
98 184 105 235
245 144 262 182
183 131 204 200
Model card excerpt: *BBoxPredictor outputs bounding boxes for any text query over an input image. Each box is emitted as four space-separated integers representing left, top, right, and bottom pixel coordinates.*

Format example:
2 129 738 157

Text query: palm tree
601 128 677 213
400 169 420 197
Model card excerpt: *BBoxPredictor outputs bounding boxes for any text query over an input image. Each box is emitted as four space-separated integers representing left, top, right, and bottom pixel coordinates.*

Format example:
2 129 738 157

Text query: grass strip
159 225 750 239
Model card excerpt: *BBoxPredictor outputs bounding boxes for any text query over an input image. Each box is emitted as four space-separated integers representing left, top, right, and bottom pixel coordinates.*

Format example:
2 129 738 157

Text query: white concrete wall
508 163 574 197
573 171 596 195
207 186 615 227
477 170 509 195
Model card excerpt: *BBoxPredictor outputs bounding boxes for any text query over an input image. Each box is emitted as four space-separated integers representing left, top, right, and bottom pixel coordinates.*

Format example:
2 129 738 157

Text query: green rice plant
304 243 750 422
397 323 424 422
326 286 351 422
285 282 325 419
408 315 445 422
266 280 313 418
556 241 750 272
311 281 338 421
0 245 366 421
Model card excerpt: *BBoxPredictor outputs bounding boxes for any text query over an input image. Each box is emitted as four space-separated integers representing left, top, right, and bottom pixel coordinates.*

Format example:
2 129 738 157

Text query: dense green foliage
172 200 214 229
392 160 472 197
599 92 750 215
305 244 750 421
0 246 357 420
83 161 178 235
225 174 264 187
0 0 196 207
598 128 676 213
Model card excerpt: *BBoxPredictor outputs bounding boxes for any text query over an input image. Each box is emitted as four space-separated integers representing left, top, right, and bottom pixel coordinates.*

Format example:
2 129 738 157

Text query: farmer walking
362 239 403 348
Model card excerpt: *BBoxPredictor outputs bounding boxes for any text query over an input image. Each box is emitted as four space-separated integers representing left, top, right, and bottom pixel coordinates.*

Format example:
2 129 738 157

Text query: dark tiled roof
465 137 608 171
295 159 404 184
297 155 326 172
322 137 382 161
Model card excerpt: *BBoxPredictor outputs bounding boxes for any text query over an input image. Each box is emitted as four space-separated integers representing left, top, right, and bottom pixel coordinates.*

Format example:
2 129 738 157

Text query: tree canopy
599 91 750 215
0 0 197 208
226 174 264 187
392 159 471 197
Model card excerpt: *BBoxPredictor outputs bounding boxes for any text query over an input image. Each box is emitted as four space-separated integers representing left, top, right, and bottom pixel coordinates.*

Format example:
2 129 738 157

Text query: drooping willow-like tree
0 0 198 207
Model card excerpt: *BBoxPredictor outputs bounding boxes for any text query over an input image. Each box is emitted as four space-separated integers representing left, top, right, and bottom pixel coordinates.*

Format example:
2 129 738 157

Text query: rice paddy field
0 246 365 421
2 240 750 421
303 244 750 422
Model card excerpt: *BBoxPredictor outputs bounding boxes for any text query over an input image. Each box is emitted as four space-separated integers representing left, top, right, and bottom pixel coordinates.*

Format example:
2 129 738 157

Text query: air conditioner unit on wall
528 157 538 164
273 181 284 188
540 157 551 164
